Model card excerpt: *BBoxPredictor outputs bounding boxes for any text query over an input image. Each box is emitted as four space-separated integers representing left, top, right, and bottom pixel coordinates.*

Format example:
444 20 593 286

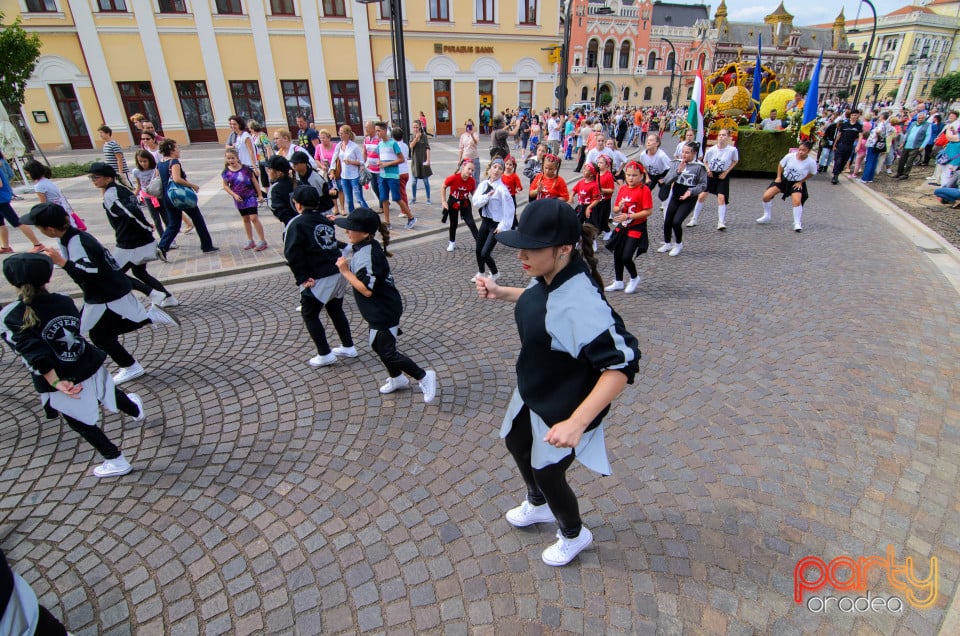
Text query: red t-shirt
530 174 570 201
614 184 653 228
571 180 600 207
501 172 523 196
444 173 476 200
598 171 615 200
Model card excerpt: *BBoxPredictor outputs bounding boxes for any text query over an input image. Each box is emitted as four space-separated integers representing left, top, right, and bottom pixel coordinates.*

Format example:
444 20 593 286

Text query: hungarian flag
687 67 705 152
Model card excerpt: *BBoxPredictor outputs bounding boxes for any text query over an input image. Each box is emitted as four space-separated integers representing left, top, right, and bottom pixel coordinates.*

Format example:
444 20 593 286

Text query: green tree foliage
793 80 810 96
930 72 960 102
0 13 43 108
837 90 849 100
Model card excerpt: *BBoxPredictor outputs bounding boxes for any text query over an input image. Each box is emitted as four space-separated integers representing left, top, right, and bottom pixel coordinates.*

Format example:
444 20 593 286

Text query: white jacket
471 179 515 232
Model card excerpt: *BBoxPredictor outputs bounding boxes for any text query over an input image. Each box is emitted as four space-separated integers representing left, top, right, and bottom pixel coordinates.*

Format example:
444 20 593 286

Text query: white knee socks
793 206 803 227
717 204 727 225
761 201 773 219
691 201 703 222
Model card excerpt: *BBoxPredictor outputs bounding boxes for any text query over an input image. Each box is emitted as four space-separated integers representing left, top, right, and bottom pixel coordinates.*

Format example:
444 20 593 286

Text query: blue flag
750 34 762 123
800 51 823 137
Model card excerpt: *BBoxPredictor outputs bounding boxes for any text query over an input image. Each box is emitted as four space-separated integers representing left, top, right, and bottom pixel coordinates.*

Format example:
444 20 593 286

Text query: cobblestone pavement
1 150 959 634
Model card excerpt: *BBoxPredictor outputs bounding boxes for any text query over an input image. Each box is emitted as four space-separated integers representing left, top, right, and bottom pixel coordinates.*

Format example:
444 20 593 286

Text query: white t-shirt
397 141 410 176
705 145 739 174
639 149 672 175
761 118 782 131
234 131 255 167
585 147 614 166
547 118 561 141
332 140 363 179
33 178 74 213
780 153 817 182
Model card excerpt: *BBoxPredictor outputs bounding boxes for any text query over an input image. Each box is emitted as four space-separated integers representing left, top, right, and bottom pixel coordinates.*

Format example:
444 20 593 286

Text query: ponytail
18 283 46 331
378 222 393 257
576 224 604 289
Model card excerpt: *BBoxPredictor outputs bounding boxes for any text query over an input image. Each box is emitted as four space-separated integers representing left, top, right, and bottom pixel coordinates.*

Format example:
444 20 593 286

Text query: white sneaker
419 369 437 403
717 222 727 231
656 243 673 253
379 375 410 394
686 219 698 227
446 241 456 252
331 346 358 358
668 243 683 257
604 280 624 292
470 272 484 283
602 231 612 241
113 362 145 385
160 295 180 308
793 222 802 233
505 500 556 527
308 353 337 367
295 305 301 312
128 393 145 422
756 215 772 224
488 272 500 282
624 277 641 294
148 289 166 306
541 527 594 566
93 454 133 478
147 304 180 327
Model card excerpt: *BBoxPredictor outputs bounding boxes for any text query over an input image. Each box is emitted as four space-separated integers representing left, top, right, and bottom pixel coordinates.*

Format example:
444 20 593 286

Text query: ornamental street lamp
357 0 410 134
850 0 878 109
661 38 677 110
559 2 614 112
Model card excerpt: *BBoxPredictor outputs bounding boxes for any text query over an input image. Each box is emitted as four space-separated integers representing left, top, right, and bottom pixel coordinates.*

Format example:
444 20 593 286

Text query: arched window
697 53 706 69
648 51 658 70
643 86 652 100
666 52 675 71
603 40 615 68
662 86 671 101
587 39 599 68
581 86 589 100
619 41 631 69
623 86 630 100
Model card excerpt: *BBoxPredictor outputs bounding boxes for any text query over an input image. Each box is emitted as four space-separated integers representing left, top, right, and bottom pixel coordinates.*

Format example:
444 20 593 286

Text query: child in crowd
529 154 569 202
335 208 437 403
470 158 515 283
131 151 166 235
222 148 267 251
605 161 653 294
441 160 477 252
569 162 600 226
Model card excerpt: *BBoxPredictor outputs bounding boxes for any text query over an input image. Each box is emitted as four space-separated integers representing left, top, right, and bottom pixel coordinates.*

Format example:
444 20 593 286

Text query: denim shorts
378 177 402 203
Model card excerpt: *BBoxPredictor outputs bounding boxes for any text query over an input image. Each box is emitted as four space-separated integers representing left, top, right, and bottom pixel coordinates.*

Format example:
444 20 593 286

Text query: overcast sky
718 0 924 26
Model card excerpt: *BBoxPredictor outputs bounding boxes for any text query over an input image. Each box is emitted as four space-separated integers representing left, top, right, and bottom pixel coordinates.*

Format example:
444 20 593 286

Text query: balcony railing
571 66 643 75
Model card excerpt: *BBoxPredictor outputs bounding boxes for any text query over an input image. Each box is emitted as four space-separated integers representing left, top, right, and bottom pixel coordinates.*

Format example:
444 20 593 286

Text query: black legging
595 198 612 232
371 328 425 381
300 292 353 356
613 232 645 280
122 262 169 298
574 147 587 172
504 406 580 539
475 216 499 275
63 388 139 459
88 309 151 368
664 192 696 244
447 198 478 243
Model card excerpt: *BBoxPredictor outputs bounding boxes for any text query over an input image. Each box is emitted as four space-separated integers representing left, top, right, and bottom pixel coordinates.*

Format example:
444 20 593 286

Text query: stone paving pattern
1 141 959 634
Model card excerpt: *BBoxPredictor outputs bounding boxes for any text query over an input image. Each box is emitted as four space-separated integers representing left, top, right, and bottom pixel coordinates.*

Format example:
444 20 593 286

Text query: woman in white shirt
228 116 257 170
331 125 365 212
458 120 481 176
470 158 515 283
273 129 317 170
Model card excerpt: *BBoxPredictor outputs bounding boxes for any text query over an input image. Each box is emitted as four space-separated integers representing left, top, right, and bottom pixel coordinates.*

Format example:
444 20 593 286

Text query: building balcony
571 66 642 76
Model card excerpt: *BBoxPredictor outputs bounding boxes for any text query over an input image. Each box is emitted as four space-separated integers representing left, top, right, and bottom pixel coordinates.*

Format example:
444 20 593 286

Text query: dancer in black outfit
657 142 707 258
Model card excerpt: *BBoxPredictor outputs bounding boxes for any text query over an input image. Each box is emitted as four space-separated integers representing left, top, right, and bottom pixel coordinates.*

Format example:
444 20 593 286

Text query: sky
717 0 928 26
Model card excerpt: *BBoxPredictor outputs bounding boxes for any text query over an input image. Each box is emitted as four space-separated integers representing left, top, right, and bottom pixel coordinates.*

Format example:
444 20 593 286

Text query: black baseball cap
3 252 54 288
292 185 321 208
19 203 70 228
334 208 381 235
496 199 581 250
88 161 117 178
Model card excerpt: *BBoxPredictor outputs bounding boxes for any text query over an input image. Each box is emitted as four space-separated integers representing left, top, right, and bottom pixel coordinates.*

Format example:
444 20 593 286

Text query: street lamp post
661 38 677 110
357 0 410 134
595 63 602 108
851 0 877 109
559 3 614 112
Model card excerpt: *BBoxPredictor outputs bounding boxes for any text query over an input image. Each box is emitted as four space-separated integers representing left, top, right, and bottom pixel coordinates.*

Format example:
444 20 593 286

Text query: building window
270 0 295 15
603 40 614 68
697 53 706 69
586 40 599 68
520 0 536 25
215 0 242 14
518 80 533 109
281 80 313 131
25 0 58 11
666 52 675 71
378 0 390 19
230 81 265 124
623 86 630 100
581 87 588 100
647 51 657 69
158 0 186 12
329 81 362 131
476 0 493 23
98 0 127 11
643 86 652 100
662 86 671 101
429 0 449 21
618 42 631 69
323 0 345 17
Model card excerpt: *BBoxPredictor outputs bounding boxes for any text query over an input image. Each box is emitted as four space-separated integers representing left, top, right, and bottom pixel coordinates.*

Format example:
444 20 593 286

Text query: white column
892 68 909 110
66 0 127 132
246 0 286 128
904 59 927 107
352 5 378 120
299 0 334 126
131 0 185 132
190 0 234 127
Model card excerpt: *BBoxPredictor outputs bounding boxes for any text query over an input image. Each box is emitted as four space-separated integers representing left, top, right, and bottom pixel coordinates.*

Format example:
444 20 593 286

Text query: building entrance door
50 84 92 149
434 80 452 136
175 81 218 142
478 80 493 132
118 82 163 139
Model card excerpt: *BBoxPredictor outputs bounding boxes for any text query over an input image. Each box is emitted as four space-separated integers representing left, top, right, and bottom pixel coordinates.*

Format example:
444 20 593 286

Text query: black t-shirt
835 120 863 147
349 238 403 329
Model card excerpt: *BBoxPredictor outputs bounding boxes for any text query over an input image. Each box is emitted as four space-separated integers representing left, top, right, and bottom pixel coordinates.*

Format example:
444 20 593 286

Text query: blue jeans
934 187 960 203
861 147 881 182
412 176 431 201
339 177 364 212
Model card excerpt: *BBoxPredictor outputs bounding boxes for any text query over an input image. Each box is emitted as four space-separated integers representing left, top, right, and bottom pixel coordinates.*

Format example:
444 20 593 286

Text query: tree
887 88 898 99
0 12 43 109
930 72 960 102
793 80 810 96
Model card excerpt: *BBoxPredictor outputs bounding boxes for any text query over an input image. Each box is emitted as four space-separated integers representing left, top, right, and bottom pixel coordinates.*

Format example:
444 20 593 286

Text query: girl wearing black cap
334 208 437 403
24 203 179 385
265 155 297 227
476 198 640 566
284 186 355 368
1 252 144 478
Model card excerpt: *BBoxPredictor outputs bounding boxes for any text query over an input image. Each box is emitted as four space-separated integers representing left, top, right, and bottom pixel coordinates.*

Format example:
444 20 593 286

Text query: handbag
166 181 198 210
936 149 960 166
934 131 948 148
874 134 887 153
357 163 371 186
144 174 163 198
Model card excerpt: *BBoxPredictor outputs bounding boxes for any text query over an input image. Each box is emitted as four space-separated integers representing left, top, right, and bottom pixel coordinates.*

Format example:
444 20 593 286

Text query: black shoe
201 247 220 253
830 176 839 184
897 175 909 181
156 246 168 262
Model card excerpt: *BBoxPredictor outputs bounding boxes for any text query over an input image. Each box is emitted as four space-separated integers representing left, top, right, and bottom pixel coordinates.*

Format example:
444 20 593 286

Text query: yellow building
9 0 562 150
836 0 960 106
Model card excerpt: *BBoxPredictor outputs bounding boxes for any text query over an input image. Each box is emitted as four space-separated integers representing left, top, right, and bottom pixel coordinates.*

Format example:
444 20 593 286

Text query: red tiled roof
886 4 934 15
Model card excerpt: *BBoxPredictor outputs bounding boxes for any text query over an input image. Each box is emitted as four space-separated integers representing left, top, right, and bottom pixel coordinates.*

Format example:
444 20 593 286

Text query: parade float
678 61 803 174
